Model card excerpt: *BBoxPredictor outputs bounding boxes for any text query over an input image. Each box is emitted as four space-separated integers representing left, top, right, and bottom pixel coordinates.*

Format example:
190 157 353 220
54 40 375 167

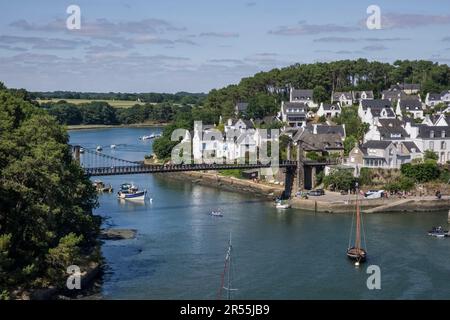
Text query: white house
279 101 307 128
289 88 317 108
348 140 421 169
441 90 450 104
358 99 396 125
390 83 421 95
425 93 443 107
403 120 450 163
353 90 374 103
331 91 353 106
364 118 409 142
395 99 424 119
192 123 225 162
317 102 341 118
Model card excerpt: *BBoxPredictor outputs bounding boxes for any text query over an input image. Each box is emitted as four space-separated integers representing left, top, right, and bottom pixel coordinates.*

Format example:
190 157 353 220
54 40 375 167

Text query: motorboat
210 210 223 217
117 183 147 201
275 202 291 209
140 134 155 140
428 226 448 238
110 144 117 149
79 147 85 154
96 145 103 152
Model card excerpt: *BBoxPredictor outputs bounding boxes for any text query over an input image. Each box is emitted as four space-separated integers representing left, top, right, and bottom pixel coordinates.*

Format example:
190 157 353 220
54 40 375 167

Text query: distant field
37 98 148 108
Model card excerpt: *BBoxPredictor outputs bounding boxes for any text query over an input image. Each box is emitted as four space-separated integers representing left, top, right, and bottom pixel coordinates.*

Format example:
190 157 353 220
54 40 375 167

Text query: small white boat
110 144 117 149
79 147 85 154
275 203 291 209
96 146 103 152
140 134 154 140
210 210 223 217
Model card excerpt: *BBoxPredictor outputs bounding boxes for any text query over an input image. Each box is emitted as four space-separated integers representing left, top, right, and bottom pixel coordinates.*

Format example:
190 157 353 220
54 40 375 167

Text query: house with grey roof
441 90 450 104
279 101 307 128
395 99 424 119
364 118 409 142
353 90 374 103
382 90 405 102
288 125 345 157
425 93 443 107
316 102 341 118
414 126 450 163
331 91 353 106
358 99 396 124
347 140 421 169
289 88 317 108
390 83 421 94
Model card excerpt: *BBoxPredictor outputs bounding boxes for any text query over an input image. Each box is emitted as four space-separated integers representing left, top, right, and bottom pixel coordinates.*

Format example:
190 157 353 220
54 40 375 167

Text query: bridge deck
84 161 299 176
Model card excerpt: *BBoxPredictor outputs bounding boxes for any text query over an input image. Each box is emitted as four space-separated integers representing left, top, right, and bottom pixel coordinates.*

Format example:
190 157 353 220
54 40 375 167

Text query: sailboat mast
227 233 232 300
355 185 361 251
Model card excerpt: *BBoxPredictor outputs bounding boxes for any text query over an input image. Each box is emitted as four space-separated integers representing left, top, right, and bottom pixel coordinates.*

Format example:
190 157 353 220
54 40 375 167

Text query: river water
69 127 450 300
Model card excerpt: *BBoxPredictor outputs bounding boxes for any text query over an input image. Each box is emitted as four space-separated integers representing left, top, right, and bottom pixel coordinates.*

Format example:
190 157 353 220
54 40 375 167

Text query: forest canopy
0 85 100 297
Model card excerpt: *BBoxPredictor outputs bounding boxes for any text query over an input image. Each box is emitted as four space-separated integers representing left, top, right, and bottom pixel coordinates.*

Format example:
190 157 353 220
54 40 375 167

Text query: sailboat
347 183 367 265
218 234 238 300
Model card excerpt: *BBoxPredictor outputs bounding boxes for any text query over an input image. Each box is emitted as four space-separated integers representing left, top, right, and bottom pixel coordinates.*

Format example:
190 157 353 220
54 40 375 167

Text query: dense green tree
313 85 329 103
0 88 100 293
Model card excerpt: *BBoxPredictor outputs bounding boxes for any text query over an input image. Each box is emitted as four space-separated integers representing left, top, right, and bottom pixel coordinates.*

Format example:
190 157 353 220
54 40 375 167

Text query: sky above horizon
1 0 450 93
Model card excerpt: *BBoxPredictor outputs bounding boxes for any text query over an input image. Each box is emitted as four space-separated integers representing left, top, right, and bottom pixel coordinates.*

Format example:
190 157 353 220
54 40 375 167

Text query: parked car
364 190 384 199
308 189 325 196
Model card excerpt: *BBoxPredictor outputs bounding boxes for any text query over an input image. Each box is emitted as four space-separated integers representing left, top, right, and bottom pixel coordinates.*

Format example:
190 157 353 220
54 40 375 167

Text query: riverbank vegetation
0 84 100 299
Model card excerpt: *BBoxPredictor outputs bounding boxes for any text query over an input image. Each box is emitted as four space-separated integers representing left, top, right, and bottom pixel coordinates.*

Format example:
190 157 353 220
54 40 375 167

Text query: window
429 141 434 150
442 141 447 150
442 131 446 138
430 130 435 138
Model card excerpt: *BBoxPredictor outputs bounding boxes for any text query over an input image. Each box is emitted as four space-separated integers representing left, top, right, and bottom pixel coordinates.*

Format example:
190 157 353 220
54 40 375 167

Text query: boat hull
346 247 367 262
118 190 146 200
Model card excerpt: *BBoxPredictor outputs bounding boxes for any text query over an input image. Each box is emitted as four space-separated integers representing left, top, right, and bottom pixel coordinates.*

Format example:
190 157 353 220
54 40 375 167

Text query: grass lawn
37 98 149 108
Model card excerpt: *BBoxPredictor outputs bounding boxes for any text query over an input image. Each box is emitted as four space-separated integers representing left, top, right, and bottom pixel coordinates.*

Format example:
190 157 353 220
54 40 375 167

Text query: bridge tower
72 145 81 163
296 141 304 192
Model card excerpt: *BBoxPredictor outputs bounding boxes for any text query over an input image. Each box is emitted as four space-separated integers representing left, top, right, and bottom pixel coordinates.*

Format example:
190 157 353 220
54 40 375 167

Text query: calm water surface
70 127 450 300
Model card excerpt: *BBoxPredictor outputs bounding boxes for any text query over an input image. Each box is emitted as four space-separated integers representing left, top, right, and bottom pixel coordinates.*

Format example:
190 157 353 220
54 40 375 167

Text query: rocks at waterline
100 229 137 240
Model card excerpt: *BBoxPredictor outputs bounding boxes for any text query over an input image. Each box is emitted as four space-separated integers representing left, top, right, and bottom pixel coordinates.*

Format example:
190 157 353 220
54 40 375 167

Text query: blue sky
0 0 449 93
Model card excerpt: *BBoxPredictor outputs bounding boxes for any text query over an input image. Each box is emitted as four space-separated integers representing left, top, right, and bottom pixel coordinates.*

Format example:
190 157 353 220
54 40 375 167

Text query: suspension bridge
72 145 299 175
71 144 337 197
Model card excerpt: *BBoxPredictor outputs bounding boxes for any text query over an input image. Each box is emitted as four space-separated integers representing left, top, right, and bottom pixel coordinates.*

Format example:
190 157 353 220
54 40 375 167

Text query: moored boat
96 145 103 152
79 147 85 154
275 203 291 209
428 226 448 238
347 183 367 265
93 180 113 193
117 183 147 200
210 210 223 217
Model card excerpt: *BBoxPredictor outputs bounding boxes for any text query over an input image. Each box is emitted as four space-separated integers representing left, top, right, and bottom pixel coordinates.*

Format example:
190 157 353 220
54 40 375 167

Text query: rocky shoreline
155 171 285 199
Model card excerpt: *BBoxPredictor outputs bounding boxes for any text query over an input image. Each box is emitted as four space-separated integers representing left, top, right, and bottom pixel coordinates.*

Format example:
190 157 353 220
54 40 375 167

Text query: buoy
355 261 360 267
